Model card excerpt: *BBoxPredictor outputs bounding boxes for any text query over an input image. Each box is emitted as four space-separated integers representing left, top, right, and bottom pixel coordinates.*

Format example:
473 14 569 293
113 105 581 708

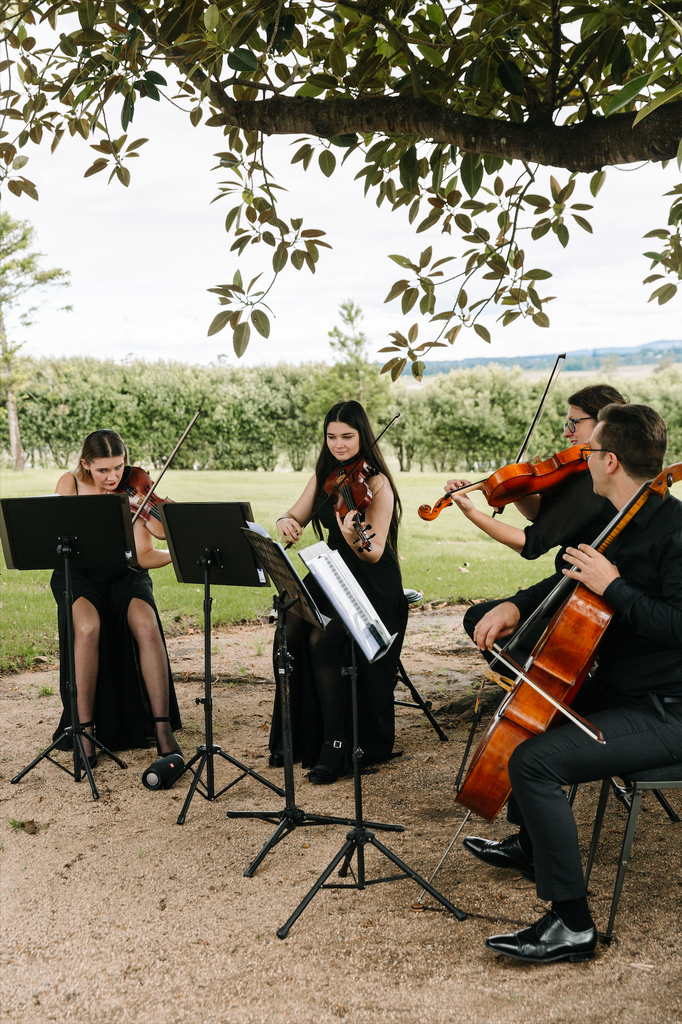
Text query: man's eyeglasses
563 416 595 434
580 447 618 462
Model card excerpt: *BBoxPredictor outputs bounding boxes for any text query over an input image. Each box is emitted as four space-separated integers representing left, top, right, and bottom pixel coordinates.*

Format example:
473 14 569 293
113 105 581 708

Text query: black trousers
505 700 682 901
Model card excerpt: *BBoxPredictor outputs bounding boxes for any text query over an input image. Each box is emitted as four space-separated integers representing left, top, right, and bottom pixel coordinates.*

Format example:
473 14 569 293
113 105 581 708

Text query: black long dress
50 564 181 753
269 498 408 769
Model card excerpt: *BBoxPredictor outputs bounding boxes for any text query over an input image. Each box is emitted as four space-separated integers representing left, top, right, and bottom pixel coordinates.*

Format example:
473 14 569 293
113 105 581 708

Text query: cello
455 460 682 823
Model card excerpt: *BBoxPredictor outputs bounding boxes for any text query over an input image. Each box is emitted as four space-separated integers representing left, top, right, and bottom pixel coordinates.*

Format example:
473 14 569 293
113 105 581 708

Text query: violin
115 466 173 540
455 461 682 823
111 409 202 540
324 455 375 552
418 445 587 521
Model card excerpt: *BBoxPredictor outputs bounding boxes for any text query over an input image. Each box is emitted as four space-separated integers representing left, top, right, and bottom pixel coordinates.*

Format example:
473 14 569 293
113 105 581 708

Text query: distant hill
411 340 682 376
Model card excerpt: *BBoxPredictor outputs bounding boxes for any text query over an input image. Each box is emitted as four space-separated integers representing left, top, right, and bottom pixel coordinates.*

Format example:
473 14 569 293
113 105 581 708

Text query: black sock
552 896 594 931
517 826 534 859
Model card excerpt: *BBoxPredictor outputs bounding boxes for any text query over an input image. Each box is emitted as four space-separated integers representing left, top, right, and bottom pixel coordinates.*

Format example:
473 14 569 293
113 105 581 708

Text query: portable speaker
141 752 185 790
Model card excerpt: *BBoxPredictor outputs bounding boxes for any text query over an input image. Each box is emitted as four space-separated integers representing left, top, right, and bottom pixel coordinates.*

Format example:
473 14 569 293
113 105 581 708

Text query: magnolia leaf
532 311 550 327
391 358 407 382
228 48 259 74
572 214 593 233
411 360 425 381
473 324 491 343
590 171 606 198
232 321 251 357
380 357 401 375
497 59 525 96
461 152 483 199
648 283 677 305
207 310 232 336
633 83 682 126
83 158 108 177
204 4 220 31
389 254 416 270
319 150 336 177
384 280 409 303
402 288 419 314
251 309 270 338
606 73 649 116
408 323 418 344
523 269 553 281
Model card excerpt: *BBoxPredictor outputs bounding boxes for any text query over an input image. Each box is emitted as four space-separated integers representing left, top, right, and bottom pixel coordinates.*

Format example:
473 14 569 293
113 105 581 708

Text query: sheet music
298 541 395 663
242 524 330 628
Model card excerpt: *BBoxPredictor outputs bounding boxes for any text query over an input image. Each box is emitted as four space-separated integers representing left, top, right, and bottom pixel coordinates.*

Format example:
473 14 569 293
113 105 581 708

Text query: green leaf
411 360 425 382
461 152 483 199
329 134 358 148
233 321 251 357
251 309 270 338
307 73 338 89
391 358 407 382
497 59 524 96
121 91 135 131
272 244 288 272
207 310 232 337
648 283 677 305
416 211 442 233
380 357 401 376
388 254 416 270
590 171 606 198
228 48 259 74
384 280 409 303
473 324 491 343
291 250 305 270
633 83 682 126
402 288 419 314
532 311 550 327
523 269 553 281
555 223 570 247
319 150 336 177
572 214 593 233
204 4 220 31
225 205 240 233
399 146 418 192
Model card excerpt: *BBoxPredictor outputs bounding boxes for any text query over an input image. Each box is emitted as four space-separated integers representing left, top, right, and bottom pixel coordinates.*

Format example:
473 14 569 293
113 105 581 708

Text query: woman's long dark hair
311 401 402 554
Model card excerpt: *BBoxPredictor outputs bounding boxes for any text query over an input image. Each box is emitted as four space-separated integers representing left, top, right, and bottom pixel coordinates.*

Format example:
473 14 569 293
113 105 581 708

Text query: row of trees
3 355 681 474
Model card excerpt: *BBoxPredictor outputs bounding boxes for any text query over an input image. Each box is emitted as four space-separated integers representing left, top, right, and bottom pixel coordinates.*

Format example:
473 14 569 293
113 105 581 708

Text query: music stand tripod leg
276 636 467 938
174 555 284 825
227 592 362 877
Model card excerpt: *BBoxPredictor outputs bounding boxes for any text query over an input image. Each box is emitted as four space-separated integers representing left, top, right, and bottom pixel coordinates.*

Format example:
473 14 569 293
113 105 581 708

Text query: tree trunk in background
7 388 25 470
0 308 26 471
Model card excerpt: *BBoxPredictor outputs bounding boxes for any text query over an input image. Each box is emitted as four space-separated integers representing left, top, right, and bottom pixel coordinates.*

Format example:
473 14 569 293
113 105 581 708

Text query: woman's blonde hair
75 429 128 483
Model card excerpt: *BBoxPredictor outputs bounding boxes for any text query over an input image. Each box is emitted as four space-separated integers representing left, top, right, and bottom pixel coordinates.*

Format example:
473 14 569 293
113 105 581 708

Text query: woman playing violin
452 385 628 658
52 429 181 764
445 384 627 561
271 401 408 783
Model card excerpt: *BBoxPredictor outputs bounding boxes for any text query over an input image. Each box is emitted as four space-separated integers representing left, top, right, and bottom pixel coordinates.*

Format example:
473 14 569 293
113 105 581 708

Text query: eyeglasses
563 416 595 434
580 447 619 462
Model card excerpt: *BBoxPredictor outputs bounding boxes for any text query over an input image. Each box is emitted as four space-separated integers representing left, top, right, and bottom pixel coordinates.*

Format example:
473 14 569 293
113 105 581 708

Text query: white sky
2 90 680 368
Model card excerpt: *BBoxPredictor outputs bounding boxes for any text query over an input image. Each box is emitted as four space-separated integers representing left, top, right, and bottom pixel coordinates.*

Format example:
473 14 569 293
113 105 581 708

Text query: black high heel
153 716 183 758
79 720 98 769
308 739 346 785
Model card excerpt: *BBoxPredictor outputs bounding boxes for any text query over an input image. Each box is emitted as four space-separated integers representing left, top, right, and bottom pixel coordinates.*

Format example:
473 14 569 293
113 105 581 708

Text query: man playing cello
461 403 682 963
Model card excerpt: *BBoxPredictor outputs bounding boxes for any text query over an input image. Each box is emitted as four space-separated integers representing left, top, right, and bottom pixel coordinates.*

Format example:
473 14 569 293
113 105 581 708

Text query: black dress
270 499 408 769
50 566 181 753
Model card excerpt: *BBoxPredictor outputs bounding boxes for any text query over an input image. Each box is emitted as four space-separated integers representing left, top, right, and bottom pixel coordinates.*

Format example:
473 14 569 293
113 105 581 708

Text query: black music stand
227 529 400 881
158 503 284 825
1 495 131 801
273 542 466 938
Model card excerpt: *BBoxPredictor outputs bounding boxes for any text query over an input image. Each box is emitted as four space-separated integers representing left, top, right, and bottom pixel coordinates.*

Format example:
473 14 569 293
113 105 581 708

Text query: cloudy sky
3 91 680 368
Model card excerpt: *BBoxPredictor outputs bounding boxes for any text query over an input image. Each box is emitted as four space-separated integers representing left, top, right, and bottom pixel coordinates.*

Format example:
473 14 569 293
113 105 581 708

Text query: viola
324 455 375 552
455 461 682 823
418 445 587 521
115 466 173 540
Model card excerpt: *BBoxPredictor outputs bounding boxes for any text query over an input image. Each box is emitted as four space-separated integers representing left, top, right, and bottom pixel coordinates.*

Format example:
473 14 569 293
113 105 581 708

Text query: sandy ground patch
1 606 681 1024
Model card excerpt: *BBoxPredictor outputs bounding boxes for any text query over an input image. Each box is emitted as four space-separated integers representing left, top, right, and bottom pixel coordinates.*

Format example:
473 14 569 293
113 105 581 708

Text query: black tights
286 611 349 756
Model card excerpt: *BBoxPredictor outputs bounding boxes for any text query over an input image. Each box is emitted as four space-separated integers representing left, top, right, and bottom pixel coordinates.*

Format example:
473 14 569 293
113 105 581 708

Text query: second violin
324 455 375 551
418 445 587 521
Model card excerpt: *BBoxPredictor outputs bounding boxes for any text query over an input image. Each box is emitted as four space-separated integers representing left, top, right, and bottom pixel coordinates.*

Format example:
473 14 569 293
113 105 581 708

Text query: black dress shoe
268 753 284 768
462 834 535 881
485 910 597 964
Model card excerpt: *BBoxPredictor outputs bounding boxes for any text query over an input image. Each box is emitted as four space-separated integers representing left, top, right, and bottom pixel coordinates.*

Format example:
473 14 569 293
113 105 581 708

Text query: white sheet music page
298 541 396 663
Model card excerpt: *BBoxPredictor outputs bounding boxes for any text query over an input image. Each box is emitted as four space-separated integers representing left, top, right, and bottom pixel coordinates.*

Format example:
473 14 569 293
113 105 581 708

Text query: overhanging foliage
1 1 681 374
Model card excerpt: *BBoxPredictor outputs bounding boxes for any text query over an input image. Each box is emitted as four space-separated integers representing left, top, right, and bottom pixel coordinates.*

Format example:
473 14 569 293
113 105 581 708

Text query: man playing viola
461 404 682 963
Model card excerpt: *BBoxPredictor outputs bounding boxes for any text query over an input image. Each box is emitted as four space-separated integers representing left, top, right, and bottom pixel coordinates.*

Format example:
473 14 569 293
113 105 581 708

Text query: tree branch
205 96 682 172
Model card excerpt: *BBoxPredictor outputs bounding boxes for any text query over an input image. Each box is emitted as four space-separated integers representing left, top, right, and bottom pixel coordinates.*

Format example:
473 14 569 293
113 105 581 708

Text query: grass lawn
5 467 676 672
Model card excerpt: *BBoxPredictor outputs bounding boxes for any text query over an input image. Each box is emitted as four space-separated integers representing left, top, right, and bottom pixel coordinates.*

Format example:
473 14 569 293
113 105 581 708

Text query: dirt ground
1 605 681 1024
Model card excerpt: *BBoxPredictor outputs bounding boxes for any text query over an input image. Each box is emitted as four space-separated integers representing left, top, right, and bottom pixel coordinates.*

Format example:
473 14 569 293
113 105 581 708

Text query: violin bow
130 408 202 526
514 351 566 464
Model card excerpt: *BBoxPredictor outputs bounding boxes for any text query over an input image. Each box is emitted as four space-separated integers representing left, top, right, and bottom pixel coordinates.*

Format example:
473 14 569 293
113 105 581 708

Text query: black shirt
509 490 682 702
521 469 616 571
